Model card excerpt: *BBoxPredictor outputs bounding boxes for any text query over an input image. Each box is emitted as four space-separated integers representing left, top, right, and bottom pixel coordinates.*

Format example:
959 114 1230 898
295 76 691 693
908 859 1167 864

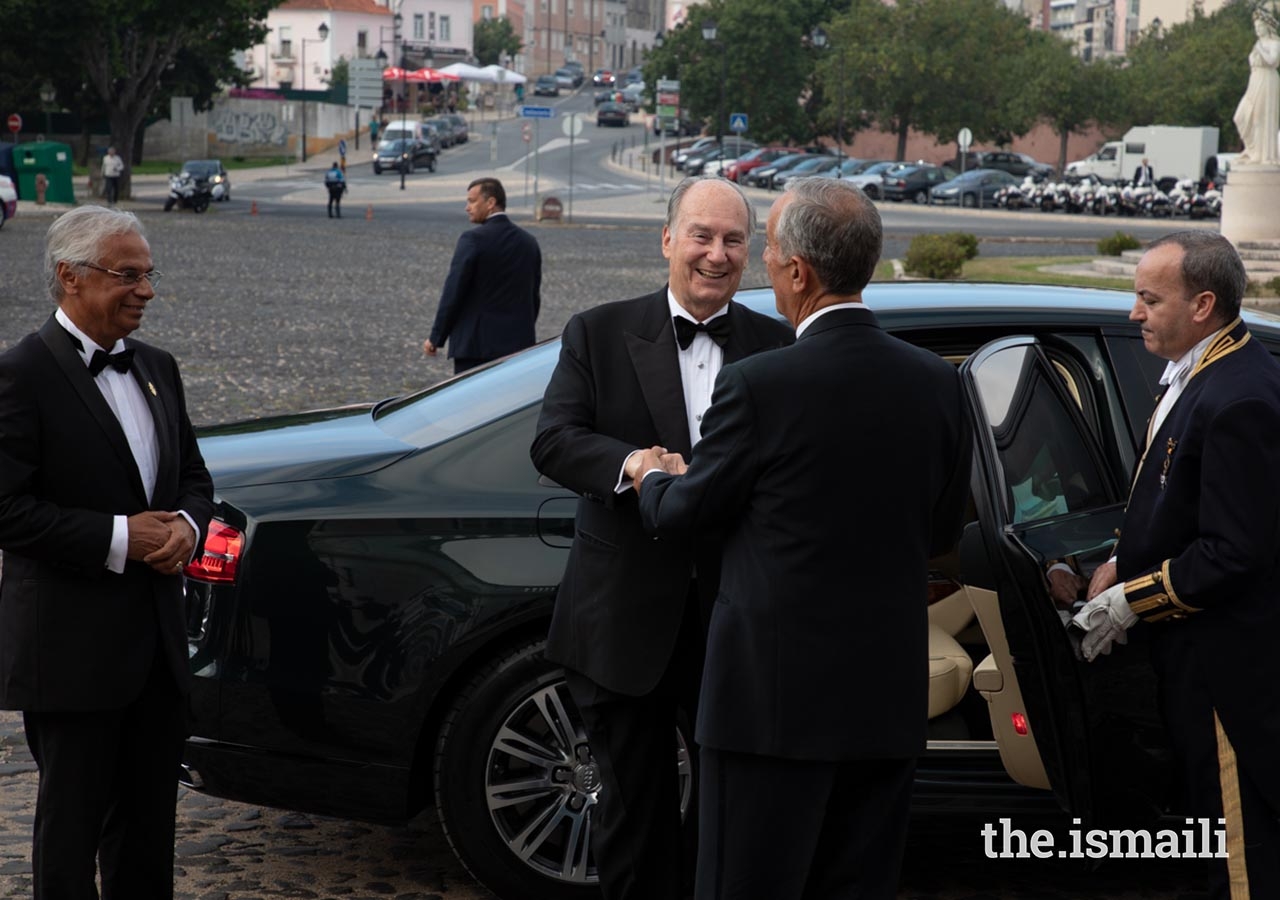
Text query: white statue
1234 4 1280 165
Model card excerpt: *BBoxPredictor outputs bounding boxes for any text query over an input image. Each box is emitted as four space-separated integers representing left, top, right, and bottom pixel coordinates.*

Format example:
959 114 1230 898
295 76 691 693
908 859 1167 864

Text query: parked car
622 66 644 86
841 159 901 198
0 174 16 228
372 138 437 175
672 137 720 170
951 150 1055 182
180 281 1275 900
930 168 1020 206
617 82 646 112
721 146 793 183
771 155 841 189
683 139 758 176
180 159 231 202
881 163 957 203
561 60 585 86
744 152 817 189
441 113 469 144
534 74 560 97
596 101 630 127
554 67 578 90
592 68 615 87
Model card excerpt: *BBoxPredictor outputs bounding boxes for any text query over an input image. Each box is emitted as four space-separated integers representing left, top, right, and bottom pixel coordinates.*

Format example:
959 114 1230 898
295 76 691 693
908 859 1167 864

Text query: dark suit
1133 163 1155 186
639 308 971 899
428 212 542 372
1117 319 1280 898
531 289 792 899
0 314 214 899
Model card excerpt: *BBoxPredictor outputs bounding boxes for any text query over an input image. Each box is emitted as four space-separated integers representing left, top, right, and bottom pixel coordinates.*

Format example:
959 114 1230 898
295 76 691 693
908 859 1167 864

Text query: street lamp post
377 15 408 191
300 22 330 162
701 20 726 159
810 26 844 163
39 80 56 138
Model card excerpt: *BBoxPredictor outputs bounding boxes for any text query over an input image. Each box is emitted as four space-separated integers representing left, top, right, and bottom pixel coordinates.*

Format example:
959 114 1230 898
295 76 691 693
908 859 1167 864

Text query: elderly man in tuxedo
635 178 972 899
0 205 214 899
531 176 792 899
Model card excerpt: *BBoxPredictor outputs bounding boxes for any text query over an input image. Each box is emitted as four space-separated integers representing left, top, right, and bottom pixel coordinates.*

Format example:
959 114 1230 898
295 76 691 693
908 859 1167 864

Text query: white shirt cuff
177 510 201 563
106 515 128 573
1047 562 1076 577
616 449 642 494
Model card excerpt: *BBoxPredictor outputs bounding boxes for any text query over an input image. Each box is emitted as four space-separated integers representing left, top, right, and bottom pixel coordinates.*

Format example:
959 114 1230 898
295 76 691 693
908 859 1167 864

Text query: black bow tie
673 315 731 350
88 348 135 376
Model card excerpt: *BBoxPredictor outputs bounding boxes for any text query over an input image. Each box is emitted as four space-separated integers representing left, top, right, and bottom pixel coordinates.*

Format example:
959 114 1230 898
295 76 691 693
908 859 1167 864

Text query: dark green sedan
180 282 1280 900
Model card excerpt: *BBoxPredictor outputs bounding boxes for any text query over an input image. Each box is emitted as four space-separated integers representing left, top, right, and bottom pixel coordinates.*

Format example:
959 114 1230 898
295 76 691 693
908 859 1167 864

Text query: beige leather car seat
927 623 973 719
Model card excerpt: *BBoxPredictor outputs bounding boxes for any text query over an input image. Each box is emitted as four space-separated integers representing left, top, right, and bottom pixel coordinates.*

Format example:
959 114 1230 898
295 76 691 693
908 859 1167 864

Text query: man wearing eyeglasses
0 205 214 899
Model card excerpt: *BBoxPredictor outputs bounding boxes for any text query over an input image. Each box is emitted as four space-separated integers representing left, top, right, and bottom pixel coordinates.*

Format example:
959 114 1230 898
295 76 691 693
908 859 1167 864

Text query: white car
841 161 903 200
0 174 16 229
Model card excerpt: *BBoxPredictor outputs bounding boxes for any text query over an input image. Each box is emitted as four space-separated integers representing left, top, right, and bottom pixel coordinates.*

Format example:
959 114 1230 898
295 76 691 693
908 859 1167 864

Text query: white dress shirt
615 293 730 493
56 308 165 573
795 301 867 338
1150 331 1216 440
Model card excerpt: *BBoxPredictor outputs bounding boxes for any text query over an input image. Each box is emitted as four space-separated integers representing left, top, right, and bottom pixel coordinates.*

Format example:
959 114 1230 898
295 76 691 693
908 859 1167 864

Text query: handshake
624 445 688 493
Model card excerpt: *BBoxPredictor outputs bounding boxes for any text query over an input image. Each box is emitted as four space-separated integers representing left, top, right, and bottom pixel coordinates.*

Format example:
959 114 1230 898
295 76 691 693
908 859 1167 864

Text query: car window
970 342 1115 523
374 342 560 448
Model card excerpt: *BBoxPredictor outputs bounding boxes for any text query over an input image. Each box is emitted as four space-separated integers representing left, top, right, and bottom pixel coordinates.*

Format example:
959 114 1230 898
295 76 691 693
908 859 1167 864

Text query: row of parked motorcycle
992 175 1223 219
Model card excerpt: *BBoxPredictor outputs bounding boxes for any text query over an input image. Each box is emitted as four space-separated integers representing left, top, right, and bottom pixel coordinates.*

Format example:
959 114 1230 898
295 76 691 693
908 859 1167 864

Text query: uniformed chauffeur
1075 230 1280 899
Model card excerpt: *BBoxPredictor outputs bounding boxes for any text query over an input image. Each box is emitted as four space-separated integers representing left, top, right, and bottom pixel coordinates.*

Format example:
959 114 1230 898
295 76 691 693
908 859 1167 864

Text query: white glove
1071 583 1137 662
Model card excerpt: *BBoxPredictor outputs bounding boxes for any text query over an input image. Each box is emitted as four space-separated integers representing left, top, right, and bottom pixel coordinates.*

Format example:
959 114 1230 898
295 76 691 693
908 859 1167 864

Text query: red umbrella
413 68 461 82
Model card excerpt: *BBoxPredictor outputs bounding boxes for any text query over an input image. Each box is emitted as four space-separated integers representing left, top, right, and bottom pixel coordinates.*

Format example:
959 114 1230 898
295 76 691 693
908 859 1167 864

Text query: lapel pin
148 382 157 396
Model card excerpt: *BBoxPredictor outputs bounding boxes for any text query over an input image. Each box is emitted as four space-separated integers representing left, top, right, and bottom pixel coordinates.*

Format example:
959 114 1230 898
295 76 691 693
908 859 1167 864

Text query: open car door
958 336 1173 828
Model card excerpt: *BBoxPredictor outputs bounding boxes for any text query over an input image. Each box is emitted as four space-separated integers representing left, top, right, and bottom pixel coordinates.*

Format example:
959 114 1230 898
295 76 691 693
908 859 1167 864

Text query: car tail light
184 520 244 584
891 179 905 187
1012 712 1029 736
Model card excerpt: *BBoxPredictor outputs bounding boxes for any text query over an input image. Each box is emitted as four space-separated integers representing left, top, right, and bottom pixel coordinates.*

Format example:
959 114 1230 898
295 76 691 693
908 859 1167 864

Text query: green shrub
904 234 967 279
1267 276 1280 297
946 231 980 260
1097 231 1141 256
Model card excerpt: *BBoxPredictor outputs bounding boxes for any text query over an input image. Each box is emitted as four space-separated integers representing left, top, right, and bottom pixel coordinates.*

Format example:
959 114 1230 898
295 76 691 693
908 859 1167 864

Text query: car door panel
960 335 1172 828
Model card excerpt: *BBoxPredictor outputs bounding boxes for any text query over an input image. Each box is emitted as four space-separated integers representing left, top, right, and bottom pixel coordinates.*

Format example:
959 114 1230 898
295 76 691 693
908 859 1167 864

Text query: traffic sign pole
7 113 21 144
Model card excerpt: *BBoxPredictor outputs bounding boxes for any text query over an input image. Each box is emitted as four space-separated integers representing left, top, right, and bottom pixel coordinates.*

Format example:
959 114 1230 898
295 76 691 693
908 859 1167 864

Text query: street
0 120 1218 897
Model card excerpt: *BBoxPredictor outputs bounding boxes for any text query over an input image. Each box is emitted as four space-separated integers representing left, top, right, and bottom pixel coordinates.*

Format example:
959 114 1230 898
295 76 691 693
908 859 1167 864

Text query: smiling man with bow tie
0 205 214 899
531 176 791 900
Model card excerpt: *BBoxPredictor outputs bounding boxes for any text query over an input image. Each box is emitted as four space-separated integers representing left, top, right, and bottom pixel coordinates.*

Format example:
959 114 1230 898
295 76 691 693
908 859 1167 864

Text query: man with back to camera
324 160 346 218
634 178 972 899
0 205 215 898
423 177 542 373
530 175 792 900
1075 231 1280 897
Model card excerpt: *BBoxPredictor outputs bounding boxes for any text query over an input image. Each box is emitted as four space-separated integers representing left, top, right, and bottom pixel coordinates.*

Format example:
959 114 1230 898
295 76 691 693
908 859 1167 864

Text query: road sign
348 58 385 110
729 112 748 134
657 79 680 92
562 113 585 138
338 139 348 157
958 127 973 152
518 105 555 119
7 113 21 134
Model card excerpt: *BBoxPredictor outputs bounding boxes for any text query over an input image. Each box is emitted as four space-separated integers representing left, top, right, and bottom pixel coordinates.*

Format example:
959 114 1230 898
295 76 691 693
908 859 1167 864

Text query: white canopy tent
438 62 489 81
480 64 527 84
438 62 528 84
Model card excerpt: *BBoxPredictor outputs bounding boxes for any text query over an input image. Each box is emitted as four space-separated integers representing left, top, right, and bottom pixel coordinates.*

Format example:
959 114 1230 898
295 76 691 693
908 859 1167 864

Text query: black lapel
38 316 148 504
623 290 693 458
127 345 175 495
722 301 789 363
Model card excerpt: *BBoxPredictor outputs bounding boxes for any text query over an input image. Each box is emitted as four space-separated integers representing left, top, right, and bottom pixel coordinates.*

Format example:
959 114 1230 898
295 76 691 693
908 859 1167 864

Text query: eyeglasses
79 262 162 290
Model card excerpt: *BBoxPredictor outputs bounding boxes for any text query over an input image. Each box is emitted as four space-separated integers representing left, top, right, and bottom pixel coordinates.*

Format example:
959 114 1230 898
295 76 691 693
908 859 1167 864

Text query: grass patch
874 254 1132 291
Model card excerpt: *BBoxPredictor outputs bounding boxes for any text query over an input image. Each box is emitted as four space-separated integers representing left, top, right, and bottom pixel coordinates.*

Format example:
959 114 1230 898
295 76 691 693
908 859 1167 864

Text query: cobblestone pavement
0 200 1211 898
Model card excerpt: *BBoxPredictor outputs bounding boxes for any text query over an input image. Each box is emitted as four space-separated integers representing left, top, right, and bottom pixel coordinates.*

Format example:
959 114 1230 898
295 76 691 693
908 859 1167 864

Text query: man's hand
1047 567 1086 610
423 339 439 356
1086 560 1118 600
630 446 667 493
1071 583 1137 662
143 514 197 575
126 511 176 562
658 452 687 476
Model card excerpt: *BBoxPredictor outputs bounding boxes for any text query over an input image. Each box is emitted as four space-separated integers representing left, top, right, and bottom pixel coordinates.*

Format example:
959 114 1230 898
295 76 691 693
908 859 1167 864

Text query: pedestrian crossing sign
729 113 748 134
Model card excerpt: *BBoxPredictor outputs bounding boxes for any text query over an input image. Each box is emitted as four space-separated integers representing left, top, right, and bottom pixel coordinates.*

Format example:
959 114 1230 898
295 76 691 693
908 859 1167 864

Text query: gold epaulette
1189 318 1249 381
1123 559 1202 622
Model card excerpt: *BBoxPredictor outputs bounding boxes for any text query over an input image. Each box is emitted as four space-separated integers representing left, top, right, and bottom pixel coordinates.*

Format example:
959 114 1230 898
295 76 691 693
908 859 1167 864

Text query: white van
380 121 426 143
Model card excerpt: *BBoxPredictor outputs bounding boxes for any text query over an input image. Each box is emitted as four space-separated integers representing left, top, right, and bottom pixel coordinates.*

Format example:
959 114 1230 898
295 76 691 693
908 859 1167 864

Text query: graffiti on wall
210 107 288 146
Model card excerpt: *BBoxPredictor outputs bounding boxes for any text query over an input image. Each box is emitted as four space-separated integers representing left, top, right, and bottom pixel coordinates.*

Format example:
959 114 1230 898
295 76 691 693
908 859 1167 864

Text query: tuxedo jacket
429 213 542 362
0 315 214 711
639 308 972 761
1133 164 1155 186
1117 319 1280 803
530 289 793 696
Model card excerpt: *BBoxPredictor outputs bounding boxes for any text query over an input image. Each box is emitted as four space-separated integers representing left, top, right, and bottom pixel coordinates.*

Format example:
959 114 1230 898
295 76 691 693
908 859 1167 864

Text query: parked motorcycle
163 171 212 213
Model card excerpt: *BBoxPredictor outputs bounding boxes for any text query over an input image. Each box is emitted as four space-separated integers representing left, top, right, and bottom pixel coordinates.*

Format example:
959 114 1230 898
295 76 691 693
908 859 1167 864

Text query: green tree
474 17 523 67
1120 0 1253 147
831 0 1036 160
327 56 349 88
0 0 274 197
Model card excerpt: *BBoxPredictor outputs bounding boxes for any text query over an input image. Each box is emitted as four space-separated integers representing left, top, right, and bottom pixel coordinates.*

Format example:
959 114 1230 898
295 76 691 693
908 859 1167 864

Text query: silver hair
44 205 146 302
665 175 756 236
775 178 882 296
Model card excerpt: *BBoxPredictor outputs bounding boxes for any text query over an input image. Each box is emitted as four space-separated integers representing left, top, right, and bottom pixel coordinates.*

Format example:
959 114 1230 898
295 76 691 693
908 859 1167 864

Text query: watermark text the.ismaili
980 817 1227 859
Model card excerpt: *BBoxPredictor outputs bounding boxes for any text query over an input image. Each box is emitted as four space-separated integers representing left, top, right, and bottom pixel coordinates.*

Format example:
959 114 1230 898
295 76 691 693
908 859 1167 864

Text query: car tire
865 185 881 200
913 190 927 204
962 193 977 208
434 640 693 900
374 164 382 175
193 195 210 214
0 204 6 229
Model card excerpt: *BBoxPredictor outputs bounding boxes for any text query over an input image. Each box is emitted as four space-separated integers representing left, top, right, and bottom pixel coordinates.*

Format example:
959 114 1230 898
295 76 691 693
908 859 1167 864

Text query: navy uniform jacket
531 290 793 697
639 308 972 760
1118 319 1280 805
428 213 542 362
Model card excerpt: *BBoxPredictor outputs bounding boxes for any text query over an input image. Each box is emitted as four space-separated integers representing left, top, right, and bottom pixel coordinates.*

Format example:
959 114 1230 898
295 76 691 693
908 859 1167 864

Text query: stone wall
145 95 357 162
